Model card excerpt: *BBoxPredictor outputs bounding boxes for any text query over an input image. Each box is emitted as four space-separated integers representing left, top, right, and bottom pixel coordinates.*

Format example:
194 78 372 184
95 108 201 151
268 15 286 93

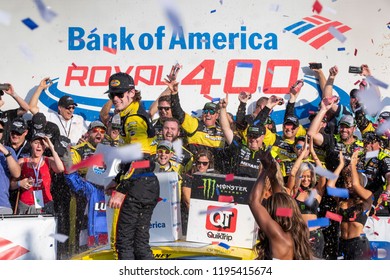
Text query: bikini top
338 204 368 226
295 198 320 215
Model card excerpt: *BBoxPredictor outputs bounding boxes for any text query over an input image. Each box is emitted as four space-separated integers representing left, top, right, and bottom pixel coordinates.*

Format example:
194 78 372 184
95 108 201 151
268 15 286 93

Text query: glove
60 146 74 173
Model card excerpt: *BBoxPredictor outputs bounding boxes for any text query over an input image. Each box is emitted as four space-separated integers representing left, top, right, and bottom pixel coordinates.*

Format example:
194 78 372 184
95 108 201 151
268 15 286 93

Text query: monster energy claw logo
203 178 216 199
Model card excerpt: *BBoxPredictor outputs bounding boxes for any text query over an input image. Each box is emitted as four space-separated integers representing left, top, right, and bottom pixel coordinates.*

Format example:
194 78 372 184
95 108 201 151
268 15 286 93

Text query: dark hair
158 95 171 103
192 149 215 173
255 192 313 260
133 89 142 102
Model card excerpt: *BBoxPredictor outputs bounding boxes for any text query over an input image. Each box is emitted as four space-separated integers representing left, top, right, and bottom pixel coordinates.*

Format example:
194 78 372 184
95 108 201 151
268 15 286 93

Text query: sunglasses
108 92 125 100
66 105 76 110
247 134 260 139
158 106 171 111
0 129 3 133
11 131 23 136
196 161 209 166
91 127 106 134
157 149 171 155
203 109 216 115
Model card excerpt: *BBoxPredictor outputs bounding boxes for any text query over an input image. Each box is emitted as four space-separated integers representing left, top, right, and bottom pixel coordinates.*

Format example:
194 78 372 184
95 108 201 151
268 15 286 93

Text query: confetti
305 189 318 206
161 0 183 34
218 242 230 249
132 160 150 169
354 48 358 56
218 195 234 202
34 0 57 23
325 211 342 223
210 10 217 13
372 215 380 221
326 186 349 198
366 76 389 89
21 18 39 30
69 153 104 172
49 233 68 243
328 26 347 43
203 94 213 101
108 143 143 163
191 111 198 116
276 207 293 217
312 0 323 14
211 97 220 102
349 212 357 222
72 63 77 68
337 47 345 51
307 217 330 228
374 231 379 236
314 166 338 180
225 173 234 182
356 87 383 115
103 46 117 55
366 150 379 160
237 62 253 68
354 80 361 85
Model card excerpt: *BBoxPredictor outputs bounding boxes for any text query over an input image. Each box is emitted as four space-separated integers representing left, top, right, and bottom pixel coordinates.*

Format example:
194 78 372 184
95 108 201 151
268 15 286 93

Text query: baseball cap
30 132 46 142
363 131 381 143
378 111 390 121
247 125 265 138
105 72 135 94
32 112 46 130
203 102 219 111
339 115 356 127
58 95 78 108
54 135 71 157
109 114 121 129
88 120 107 131
283 115 299 127
11 118 28 134
157 140 173 151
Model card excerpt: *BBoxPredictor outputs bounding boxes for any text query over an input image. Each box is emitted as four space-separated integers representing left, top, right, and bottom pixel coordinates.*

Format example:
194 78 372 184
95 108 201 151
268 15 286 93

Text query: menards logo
0 237 30 260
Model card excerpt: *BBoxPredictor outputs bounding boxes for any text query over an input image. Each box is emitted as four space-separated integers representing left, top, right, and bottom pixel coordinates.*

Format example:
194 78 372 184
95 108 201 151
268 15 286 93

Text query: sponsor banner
0 215 56 260
191 173 256 204
364 216 390 260
186 199 257 249
0 0 389 132
150 172 182 242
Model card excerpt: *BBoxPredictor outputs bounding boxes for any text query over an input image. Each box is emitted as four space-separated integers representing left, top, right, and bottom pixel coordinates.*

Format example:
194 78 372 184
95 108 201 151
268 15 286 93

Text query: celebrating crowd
0 63 389 260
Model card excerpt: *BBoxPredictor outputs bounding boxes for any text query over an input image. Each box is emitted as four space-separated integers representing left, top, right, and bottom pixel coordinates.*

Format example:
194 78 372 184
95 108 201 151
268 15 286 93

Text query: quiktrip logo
205 205 237 233
284 15 351 49
0 237 29 260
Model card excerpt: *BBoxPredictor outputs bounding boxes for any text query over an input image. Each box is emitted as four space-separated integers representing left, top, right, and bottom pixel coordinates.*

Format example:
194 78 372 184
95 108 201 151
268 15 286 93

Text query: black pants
339 235 371 260
310 228 325 259
115 197 157 260
51 173 71 260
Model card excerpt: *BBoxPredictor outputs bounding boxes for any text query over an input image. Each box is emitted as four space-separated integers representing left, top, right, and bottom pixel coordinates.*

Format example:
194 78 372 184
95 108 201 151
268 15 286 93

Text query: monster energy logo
203 178 217 199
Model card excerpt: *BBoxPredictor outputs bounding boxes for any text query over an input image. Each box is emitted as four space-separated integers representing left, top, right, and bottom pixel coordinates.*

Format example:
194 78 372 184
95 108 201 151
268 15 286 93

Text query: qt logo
205 206 237 233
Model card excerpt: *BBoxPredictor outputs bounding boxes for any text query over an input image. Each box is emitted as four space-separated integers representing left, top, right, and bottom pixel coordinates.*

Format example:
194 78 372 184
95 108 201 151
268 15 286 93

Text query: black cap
363 131 381 143
58 95 78 108
284 115 299 127
203 102 219 111
11 118 28 134
379 111 390 121
32 112 46 130
350 88 359 99
30 132 46 141
105 72 135 94
247 125 265 138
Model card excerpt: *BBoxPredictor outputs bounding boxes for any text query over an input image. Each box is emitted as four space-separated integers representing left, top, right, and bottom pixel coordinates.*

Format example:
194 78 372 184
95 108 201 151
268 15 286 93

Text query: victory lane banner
187 173 258 249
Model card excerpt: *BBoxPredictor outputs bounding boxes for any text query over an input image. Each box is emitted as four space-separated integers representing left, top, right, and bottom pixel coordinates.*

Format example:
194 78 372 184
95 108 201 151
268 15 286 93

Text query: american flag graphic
284 15 351 49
